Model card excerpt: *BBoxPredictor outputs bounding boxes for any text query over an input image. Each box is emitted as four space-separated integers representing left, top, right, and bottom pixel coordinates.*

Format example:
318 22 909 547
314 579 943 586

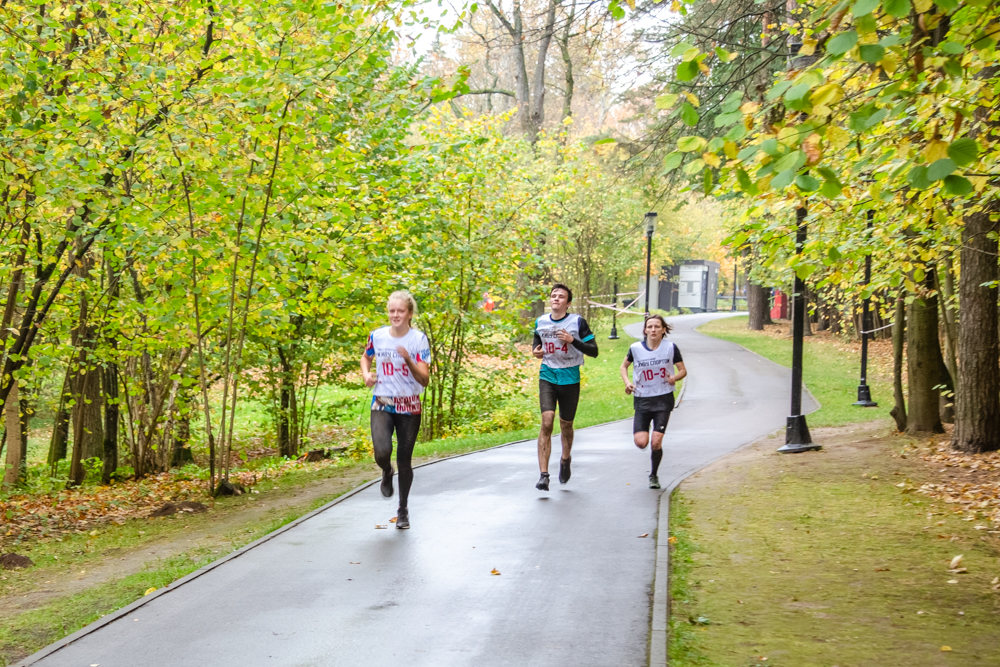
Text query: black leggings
370 410 422 509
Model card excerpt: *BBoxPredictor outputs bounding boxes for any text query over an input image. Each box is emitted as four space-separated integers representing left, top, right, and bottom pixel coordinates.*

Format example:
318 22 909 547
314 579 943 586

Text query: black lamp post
644 212 657 316
778 205 821 453
854 209 878 407
609 278 620 340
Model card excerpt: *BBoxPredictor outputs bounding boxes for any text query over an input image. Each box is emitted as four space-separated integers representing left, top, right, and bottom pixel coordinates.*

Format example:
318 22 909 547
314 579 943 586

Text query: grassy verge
668 424 1000 666
698 315 891 428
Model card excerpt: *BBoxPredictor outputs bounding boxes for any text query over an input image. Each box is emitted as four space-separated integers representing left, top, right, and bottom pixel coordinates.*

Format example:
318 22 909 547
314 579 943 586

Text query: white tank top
535 313 585 369
365 326 431 414
629 340 676 398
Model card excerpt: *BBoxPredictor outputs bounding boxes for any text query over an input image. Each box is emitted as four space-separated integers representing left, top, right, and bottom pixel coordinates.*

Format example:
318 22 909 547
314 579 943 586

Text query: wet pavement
19 312 814 667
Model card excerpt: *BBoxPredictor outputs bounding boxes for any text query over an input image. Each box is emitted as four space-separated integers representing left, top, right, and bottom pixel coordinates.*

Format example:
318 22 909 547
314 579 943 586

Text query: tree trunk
557 0 575 124
102 361 119 483
747 283 770 330
890 289 907 431
952 204 1000 453
48 368 71 468
171 397 193 467
906 272 945 434
526 0 558 137
102 258 121 484
3 381 22 487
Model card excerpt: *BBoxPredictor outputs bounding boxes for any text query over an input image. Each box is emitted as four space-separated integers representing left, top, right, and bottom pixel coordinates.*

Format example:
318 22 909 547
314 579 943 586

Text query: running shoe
649 475 661 489
536 472 550 491
396 508 410 529
380 465 394 498
559 457 572 484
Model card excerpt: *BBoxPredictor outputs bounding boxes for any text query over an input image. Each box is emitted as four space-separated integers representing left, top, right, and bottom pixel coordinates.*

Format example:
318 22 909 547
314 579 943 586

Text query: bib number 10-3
642 367 669 382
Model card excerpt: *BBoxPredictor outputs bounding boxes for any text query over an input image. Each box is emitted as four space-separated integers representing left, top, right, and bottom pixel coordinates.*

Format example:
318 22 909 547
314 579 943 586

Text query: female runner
360 291 431 529
620 315 687 489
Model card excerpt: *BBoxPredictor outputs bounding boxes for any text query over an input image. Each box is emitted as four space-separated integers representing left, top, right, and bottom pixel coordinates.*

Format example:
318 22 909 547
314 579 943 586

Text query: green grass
698 315 889 428
667 429 1000 666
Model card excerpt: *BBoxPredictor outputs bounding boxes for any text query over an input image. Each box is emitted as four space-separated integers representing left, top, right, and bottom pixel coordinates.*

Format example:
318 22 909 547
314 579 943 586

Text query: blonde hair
387 290 418 322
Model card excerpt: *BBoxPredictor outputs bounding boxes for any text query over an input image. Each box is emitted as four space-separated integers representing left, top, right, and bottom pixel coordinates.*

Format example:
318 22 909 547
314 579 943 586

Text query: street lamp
643 212 657 316
609 278 620 340
778 205 821 453
854 209 878 407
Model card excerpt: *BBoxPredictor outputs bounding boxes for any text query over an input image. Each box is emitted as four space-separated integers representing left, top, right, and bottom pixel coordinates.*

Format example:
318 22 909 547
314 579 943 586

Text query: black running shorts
632 392 675 434
539 379 581 422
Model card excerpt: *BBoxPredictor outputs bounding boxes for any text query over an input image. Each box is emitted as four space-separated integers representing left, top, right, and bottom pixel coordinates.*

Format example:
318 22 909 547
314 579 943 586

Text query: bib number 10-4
544 341 569 354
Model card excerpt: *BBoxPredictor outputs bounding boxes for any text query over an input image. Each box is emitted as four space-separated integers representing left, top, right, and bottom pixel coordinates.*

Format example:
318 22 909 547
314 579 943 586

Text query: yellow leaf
925 140 948 162
724 141 738 159
491 568 501 575
798 38 817 56
684 92 700 108
626 0 635 9
810 83 844 107
740 101 760 114
826 125 850 151
949 554 964 569
914 0 932 11
144 587 157 596
941 646 953 652
698 62 711 74
668 535 678 544
703 152 721 168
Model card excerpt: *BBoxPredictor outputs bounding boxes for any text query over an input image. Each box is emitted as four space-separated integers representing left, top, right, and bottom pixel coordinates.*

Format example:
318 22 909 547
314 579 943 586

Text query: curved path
19 313 815 667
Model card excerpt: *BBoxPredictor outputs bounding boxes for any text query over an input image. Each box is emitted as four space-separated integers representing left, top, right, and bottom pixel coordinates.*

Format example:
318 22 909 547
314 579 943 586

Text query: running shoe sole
380 466 394 498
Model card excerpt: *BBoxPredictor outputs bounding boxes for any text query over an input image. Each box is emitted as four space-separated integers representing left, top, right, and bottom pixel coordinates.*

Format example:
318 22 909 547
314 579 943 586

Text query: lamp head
644 212 657 237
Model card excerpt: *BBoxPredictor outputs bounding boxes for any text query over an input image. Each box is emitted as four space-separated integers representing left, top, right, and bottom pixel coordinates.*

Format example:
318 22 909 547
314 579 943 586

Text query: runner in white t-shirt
360 291 431 529
620 315 687 489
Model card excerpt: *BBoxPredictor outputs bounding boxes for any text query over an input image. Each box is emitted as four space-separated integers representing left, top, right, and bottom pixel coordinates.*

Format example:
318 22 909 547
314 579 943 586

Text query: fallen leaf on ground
638 533 649 538
491 568 501 575
390 517 398 523
950 554 964 569
947 579 959 584
349 562 360 564
668 536 677 544
375 525 387 529
941 646 953 652
875 567 890 571
144 587 157 596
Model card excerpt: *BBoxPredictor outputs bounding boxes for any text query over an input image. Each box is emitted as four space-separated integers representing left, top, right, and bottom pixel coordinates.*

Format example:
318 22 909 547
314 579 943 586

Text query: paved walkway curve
18 313 815 667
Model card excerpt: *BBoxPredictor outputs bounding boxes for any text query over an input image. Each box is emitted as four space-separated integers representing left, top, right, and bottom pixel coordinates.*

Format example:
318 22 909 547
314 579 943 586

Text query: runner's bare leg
538 410 555 473
559 419 574 461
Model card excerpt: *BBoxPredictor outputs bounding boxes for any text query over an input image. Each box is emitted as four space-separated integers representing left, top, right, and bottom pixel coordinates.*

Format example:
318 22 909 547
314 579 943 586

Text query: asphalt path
20 312 815 667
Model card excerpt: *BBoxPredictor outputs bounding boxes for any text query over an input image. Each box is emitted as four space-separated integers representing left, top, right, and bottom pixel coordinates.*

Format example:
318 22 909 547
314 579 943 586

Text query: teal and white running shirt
533 313 596 385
